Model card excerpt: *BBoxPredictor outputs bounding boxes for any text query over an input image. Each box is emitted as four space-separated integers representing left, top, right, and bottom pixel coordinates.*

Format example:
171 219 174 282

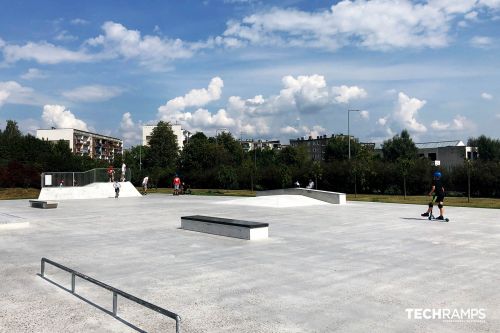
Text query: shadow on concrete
37 274 148 333
400 217 429 222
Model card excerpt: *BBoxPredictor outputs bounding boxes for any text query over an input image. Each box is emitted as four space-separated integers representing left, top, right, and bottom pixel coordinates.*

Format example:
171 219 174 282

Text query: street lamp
348 109 361 160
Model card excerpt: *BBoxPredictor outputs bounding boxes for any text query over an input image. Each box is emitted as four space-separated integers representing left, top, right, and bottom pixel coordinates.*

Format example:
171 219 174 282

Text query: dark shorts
433 194 445 203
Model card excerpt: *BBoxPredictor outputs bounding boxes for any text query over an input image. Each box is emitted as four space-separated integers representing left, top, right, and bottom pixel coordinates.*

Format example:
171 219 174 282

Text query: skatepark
0 193 499 332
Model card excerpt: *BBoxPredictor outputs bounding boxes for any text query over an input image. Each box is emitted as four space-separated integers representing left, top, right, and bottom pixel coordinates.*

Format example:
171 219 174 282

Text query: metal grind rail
40 257 181 333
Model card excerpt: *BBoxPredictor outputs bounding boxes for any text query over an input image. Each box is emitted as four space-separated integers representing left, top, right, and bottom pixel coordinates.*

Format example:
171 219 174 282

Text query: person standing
173 174 181 196
421 171 446 220
121 163 127 182
142 176 149 195
113 180 121 198
107 165 115 182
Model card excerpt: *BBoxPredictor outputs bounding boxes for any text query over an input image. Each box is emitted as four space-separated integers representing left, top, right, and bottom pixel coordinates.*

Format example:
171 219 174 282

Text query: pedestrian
421 171 446 220
107 165 115 182
294 180 301 188
121 163 126 182
113 180 121 198
142 176 149 195
173 174 181 196
306 179 314 189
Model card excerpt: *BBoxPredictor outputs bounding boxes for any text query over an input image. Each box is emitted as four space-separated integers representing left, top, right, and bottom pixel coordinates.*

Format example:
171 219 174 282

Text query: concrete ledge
38 181 142 200
29 200 58 209
256 188 346 205
181 215 268 240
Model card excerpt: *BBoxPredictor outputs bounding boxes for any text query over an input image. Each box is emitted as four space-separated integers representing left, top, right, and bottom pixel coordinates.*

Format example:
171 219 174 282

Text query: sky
0 0 499 147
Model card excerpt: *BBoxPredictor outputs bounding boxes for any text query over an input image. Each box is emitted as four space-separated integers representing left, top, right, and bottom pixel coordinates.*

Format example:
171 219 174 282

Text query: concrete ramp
257 188 346 204
38 182 142 200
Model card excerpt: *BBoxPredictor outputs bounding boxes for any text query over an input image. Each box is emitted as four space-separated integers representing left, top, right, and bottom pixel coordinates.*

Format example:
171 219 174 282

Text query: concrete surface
0 194 499 333
38 182 141 200
257 188 346 204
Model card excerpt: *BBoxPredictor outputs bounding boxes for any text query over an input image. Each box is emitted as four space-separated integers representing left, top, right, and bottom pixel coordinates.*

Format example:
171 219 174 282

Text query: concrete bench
29 200 58 209
181 215 268 240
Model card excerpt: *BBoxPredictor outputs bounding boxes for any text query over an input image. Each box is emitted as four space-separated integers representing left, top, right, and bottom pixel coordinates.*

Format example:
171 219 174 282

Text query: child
142 176 149 195
113 180 121 198
421 171 445 220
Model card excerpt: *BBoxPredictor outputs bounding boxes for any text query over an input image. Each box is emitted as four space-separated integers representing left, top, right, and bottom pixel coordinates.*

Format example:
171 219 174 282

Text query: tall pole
139 145 142 171
347 109 360 160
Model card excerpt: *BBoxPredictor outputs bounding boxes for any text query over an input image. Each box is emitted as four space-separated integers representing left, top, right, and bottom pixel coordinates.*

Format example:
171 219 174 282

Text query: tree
382 129 418 162
397 157 415 199
325 135 362 161
310 161 323 189
468 135 500 161
146 121 179 173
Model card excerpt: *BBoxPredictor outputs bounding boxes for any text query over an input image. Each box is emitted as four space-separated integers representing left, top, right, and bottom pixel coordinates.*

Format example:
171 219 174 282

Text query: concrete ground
0 194 498 333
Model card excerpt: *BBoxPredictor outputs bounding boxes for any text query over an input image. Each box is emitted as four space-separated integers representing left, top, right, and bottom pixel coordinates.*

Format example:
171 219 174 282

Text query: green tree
145 121 179 173
468 135 500 161
325 135 362 161
381 129 418 162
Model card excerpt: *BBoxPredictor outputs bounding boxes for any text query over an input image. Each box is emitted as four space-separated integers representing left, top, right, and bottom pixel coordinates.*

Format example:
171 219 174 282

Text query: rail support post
41 259 45 277
71 273 75 293
176 315 181 333
113 292 117 316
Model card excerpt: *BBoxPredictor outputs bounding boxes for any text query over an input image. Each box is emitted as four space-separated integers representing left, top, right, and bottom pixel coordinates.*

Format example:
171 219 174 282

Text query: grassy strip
138 187 256 197
0 188 40 200
347 194 500 209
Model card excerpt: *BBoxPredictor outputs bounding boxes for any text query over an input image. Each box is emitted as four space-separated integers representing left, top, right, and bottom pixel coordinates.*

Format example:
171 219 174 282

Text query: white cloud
0 90 10 107
0 81 38 106
62 85 124 102
377 117 388 126
280 125 300 134
120 112 142 145
86 21 195 69
470 36 493 48
481 92 493 100
393 92 427 133
2 41 94 64
360 110 370 119
430 115 474 131
55 30 78 42
158 77 224 120
21 68 47 80
42 104 88 131
70 18 89 25
190 108 236 128
332 85 367 104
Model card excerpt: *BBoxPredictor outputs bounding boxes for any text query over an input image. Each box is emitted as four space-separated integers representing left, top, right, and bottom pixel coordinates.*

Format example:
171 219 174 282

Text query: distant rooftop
415 140 465 149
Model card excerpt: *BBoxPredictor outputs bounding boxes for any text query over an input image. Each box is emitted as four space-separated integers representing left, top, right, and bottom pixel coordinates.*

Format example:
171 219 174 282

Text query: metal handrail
40 257 181 333
41 168 132 188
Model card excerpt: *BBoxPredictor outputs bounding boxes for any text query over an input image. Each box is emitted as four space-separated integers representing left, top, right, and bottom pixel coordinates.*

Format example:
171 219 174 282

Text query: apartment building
36 128 123 161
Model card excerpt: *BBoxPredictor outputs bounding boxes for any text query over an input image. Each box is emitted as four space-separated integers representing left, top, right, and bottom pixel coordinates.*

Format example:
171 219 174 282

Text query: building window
428 153 437 161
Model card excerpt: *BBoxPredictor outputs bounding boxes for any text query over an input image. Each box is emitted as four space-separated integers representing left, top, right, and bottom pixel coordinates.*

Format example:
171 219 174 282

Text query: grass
0 188 40 200
137 187 256 197
347 194 500 209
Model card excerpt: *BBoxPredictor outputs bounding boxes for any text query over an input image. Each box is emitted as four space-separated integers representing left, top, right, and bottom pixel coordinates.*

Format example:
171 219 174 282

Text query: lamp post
348 109 360 160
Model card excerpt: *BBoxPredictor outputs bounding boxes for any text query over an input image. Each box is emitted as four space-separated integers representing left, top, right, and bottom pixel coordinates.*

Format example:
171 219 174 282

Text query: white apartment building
416 140 478 168
142 124 184 149
36 128 123 161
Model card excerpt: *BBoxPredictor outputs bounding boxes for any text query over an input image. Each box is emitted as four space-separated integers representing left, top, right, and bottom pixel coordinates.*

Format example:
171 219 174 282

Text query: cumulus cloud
430 115 474 131
332 85 367 104
0 90 10 107
470 36 493 48
0 81 38 106
229 75 367 116
62 85 124 102
158 77 224 120
219 0 500 52
280 125 300 134
70 18 89 25
20 68 47 80
360 110 370 119
393 92 427 133
42 104 88 131
120 112 142 144
86 21 195 69
2 41 94 64
481 92 493 100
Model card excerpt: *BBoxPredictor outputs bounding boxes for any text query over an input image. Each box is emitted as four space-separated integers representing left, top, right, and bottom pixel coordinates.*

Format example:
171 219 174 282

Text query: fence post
112 292 117 316
72 172 75 187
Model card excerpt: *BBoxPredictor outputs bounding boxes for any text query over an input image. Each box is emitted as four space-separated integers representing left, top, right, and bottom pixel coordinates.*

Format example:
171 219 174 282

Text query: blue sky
0 0 499 146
